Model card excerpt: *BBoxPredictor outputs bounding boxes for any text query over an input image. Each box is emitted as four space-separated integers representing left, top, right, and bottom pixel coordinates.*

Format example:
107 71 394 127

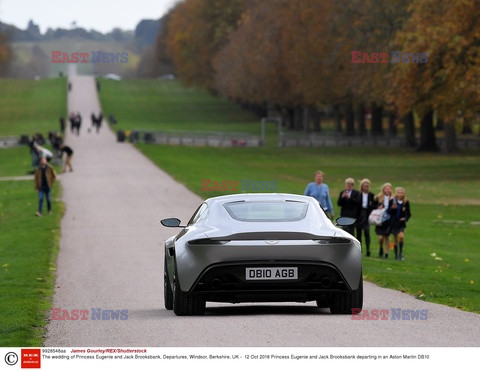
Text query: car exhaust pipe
321 276 331 288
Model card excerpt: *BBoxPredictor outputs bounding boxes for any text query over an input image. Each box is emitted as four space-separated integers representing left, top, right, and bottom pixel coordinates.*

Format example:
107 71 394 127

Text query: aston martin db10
161 193 362 316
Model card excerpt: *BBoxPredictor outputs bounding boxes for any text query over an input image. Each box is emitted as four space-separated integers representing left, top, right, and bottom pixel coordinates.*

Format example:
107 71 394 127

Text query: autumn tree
166 0 246 91
390 0 480 152
331 0 412 137
214 0 341 130
213 1 295 126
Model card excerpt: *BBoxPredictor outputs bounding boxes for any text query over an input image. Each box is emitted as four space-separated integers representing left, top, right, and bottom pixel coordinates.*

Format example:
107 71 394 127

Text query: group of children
369 182 411 260
305 171 412 261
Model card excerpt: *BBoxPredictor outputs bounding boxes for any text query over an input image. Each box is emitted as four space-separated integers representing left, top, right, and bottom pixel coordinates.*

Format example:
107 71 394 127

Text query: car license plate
246 267 298 280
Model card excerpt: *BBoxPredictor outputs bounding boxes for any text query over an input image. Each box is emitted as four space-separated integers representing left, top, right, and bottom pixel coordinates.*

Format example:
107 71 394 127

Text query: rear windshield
224 201 308 222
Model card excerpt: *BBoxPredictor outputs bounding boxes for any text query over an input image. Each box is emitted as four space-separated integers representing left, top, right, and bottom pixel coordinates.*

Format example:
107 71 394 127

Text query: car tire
329 273 363 314
164 258 173 310
173 267 206 316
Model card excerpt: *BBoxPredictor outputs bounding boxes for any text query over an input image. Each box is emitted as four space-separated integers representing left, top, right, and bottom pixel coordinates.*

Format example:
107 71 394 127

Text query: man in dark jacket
34 157 57 216
337 177 360 235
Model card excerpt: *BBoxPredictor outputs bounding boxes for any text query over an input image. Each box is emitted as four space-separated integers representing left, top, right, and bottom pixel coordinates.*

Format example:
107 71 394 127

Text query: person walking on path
387 187 411 261
60 144 74 172
304 170 334 220
34 157 57 216
69 112 76 134
59 116 65 133
74 112 82 136
356 178 375 257
337 177 360 235
373 182 393 258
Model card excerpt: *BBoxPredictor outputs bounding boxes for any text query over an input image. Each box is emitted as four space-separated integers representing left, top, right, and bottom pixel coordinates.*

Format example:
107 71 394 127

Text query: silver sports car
161 193 362 316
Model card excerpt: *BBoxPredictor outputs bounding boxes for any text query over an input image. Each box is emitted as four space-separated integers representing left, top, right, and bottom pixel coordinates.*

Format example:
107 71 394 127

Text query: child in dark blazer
387 187 412 260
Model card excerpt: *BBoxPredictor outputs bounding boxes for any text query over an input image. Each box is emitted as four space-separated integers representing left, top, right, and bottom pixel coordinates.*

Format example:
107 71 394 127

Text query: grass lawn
0 180 62 346
0 77 67 136
97 78 480 313
0 76 65 346
99 79 262 134
0 147 35 177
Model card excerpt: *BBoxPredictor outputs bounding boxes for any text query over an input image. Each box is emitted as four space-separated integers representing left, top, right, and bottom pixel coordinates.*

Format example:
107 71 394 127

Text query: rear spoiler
188 231 350 245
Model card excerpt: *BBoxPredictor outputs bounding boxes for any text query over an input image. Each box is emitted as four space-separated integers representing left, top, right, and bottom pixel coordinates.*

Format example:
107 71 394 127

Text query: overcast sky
0 0 180 33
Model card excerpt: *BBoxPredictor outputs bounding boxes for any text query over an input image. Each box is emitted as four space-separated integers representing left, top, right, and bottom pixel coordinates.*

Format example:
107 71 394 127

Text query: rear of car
163 194 362 315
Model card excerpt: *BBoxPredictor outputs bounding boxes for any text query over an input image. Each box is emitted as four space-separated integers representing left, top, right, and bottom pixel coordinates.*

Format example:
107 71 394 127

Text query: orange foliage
166 0 246 90
162 0 480 123
390 0 480 120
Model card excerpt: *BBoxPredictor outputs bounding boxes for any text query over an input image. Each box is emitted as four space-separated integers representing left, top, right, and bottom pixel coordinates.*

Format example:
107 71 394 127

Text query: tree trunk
403 111 416 147
356 103 366 136
333 104 342 134
345 103 355 136
294 106 303 130
371 103 384 136
417 109 439 152
312 106 321 132
462 118 473 134
443 121 459 153
302 105 310 132
280 106 293 130
388 111 397 137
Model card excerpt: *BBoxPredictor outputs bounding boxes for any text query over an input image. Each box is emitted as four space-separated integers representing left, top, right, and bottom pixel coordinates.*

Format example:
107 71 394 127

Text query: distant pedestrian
90 111 103 133
356 178 375 256
68 82 72 91
304 170 334 220
90 112 96 129
60 144 74 172
59 116 65 133
373 182 393 258
387 187 411 261
337 178 360 235
34 157 57 216
95 112 103 133
69 112 75 133
74 112 82 135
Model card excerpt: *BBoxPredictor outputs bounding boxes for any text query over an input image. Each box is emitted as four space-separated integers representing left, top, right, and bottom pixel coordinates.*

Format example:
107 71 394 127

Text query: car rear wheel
329 274 363 314
164 258 173 310
173 268 206 316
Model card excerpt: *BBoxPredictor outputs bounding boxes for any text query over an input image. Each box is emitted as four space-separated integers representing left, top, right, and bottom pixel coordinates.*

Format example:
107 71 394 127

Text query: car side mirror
336 217 356 226
161 218 185 228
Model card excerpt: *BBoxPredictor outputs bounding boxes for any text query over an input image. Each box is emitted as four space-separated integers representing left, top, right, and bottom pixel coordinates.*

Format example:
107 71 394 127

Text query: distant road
45 68 480 347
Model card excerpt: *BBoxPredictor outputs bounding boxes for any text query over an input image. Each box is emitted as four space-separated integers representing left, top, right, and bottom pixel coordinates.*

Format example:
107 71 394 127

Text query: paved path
45 69 480 347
